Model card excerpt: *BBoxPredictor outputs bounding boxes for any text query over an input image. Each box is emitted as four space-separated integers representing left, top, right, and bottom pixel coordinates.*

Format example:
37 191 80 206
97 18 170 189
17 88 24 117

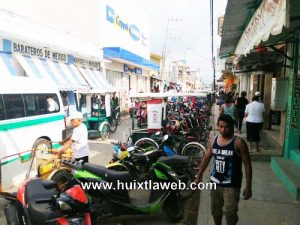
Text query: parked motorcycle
1 178 92 225
62 155 185 222
135 133 206 169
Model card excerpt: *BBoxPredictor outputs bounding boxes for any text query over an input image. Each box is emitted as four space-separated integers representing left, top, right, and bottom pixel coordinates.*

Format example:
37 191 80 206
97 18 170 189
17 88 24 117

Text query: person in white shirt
47 96 59 112
60 111 89 163
245 94 265 153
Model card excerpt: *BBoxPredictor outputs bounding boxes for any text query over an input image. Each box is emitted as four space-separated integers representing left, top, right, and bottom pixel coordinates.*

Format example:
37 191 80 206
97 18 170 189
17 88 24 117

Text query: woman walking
220 97 235 121
245 93 265 152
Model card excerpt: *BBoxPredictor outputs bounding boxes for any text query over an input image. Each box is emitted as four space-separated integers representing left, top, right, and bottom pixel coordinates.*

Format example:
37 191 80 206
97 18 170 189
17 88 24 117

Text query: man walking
195 114 252 225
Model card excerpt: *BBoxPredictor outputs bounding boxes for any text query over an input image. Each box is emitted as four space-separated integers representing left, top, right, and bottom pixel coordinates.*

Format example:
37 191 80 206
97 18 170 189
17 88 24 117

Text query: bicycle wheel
110 118 118 133
98 122 110 140
134 138 159 152
181 142 206 168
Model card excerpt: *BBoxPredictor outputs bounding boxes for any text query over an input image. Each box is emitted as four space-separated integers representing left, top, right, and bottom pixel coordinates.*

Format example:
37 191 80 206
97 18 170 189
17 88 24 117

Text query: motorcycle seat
25 179 60 225
158 155 192 167
83 163 132 183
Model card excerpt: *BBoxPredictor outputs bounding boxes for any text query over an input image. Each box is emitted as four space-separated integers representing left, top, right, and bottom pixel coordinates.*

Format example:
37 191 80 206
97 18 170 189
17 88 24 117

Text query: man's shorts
210 186 240 217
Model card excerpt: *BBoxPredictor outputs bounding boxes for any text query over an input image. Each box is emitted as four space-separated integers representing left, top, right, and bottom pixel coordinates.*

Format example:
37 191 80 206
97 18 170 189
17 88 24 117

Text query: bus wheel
33 138 51 153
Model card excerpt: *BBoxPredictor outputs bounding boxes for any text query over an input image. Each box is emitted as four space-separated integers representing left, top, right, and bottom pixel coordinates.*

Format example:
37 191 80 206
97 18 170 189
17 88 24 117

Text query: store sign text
13 42 67 63
235 0 286 55
74 57 101 70
291 79 300 129
106 5 147 45
124 64 142 75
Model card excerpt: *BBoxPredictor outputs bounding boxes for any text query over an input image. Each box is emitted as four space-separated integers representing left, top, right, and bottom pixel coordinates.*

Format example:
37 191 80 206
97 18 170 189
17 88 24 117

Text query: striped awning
0 52 17 76
76 66 114 93
15 54 90 92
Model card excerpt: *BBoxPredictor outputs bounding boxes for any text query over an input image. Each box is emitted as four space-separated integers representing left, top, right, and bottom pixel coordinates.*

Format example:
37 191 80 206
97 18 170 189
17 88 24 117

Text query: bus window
3 94 25 119
24 94 38 116
0 95 5 120
37 94 60 114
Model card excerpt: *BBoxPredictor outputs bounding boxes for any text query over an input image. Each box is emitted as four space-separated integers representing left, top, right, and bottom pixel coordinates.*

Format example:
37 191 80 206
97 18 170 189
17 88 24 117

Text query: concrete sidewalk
197 105 300 225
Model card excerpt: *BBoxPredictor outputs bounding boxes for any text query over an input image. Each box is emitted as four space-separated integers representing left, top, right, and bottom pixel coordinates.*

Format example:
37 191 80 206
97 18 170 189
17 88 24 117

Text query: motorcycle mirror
163 135 169 142
127 146 135 152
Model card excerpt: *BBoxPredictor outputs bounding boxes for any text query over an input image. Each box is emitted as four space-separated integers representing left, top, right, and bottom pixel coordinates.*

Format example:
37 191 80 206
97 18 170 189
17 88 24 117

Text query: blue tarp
103 47 160 71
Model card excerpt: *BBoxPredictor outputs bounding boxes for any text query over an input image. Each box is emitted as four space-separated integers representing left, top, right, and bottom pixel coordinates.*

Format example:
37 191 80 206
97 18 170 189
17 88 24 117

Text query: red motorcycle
1 178 92 225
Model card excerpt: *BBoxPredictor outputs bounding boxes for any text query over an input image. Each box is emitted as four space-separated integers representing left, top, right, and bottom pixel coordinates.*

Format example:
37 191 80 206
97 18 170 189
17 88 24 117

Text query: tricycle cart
79 92 119 140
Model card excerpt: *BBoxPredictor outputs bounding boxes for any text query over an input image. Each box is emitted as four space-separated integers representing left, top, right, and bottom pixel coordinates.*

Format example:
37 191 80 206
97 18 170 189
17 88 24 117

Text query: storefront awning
15 54 90 91
103 47 160 71
0 52 17 76
76 66 114 93
219 0 261 58
220 0 300 58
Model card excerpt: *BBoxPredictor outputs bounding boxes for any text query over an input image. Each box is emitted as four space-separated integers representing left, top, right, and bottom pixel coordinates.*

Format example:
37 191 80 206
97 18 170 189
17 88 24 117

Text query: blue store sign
124 64 142 75
106 5 146 45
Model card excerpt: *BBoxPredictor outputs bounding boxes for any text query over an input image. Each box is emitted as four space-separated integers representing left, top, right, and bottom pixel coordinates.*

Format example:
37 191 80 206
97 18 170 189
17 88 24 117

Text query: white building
100 0 159 107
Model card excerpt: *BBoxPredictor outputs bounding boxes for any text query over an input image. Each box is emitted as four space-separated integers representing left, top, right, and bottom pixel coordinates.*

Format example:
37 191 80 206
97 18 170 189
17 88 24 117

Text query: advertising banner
147 99 163 131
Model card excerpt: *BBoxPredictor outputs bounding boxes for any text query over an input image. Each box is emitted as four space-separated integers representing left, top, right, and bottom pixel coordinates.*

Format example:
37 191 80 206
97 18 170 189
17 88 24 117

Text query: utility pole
161 17 182 84
161 18 170 82
210 0 216 95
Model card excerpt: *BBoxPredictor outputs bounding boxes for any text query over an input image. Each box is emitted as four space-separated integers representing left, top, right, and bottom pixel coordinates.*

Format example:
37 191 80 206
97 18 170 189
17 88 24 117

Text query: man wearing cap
254 91 263 102
60 111 89 163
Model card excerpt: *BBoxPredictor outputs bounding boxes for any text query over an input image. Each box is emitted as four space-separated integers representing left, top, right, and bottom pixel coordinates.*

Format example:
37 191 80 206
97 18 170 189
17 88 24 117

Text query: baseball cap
68 111 83 120
255 91 261 97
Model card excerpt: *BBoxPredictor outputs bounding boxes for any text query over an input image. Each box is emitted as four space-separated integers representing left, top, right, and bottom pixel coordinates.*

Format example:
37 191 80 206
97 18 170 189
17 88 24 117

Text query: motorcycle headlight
58 201 72 211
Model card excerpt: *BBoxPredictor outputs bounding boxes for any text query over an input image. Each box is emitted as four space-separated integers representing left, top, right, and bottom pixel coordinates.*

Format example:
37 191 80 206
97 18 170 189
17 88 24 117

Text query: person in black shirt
235 91 248 134
195 115 252 225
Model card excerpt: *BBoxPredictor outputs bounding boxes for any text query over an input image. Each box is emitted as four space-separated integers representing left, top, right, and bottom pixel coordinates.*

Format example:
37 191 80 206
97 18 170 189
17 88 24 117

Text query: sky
133 0 228 85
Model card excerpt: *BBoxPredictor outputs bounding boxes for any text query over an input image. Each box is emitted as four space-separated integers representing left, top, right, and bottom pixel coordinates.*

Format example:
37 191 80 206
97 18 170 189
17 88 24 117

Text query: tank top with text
210 136 242 187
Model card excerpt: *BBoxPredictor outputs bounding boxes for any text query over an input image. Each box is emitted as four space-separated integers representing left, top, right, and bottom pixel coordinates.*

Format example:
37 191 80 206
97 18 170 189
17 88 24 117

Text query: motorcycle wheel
51 169 72 191
175 169 195 200
163 192 184 222
110 118 118 133
134 138 159 152
181 142 206 168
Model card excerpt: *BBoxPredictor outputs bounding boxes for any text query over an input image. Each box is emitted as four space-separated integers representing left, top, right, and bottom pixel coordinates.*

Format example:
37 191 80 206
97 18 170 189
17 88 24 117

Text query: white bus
0 76 66 190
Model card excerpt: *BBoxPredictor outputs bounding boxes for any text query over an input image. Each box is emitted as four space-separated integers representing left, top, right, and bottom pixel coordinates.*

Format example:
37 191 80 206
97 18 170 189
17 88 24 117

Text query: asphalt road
0 116 193 225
